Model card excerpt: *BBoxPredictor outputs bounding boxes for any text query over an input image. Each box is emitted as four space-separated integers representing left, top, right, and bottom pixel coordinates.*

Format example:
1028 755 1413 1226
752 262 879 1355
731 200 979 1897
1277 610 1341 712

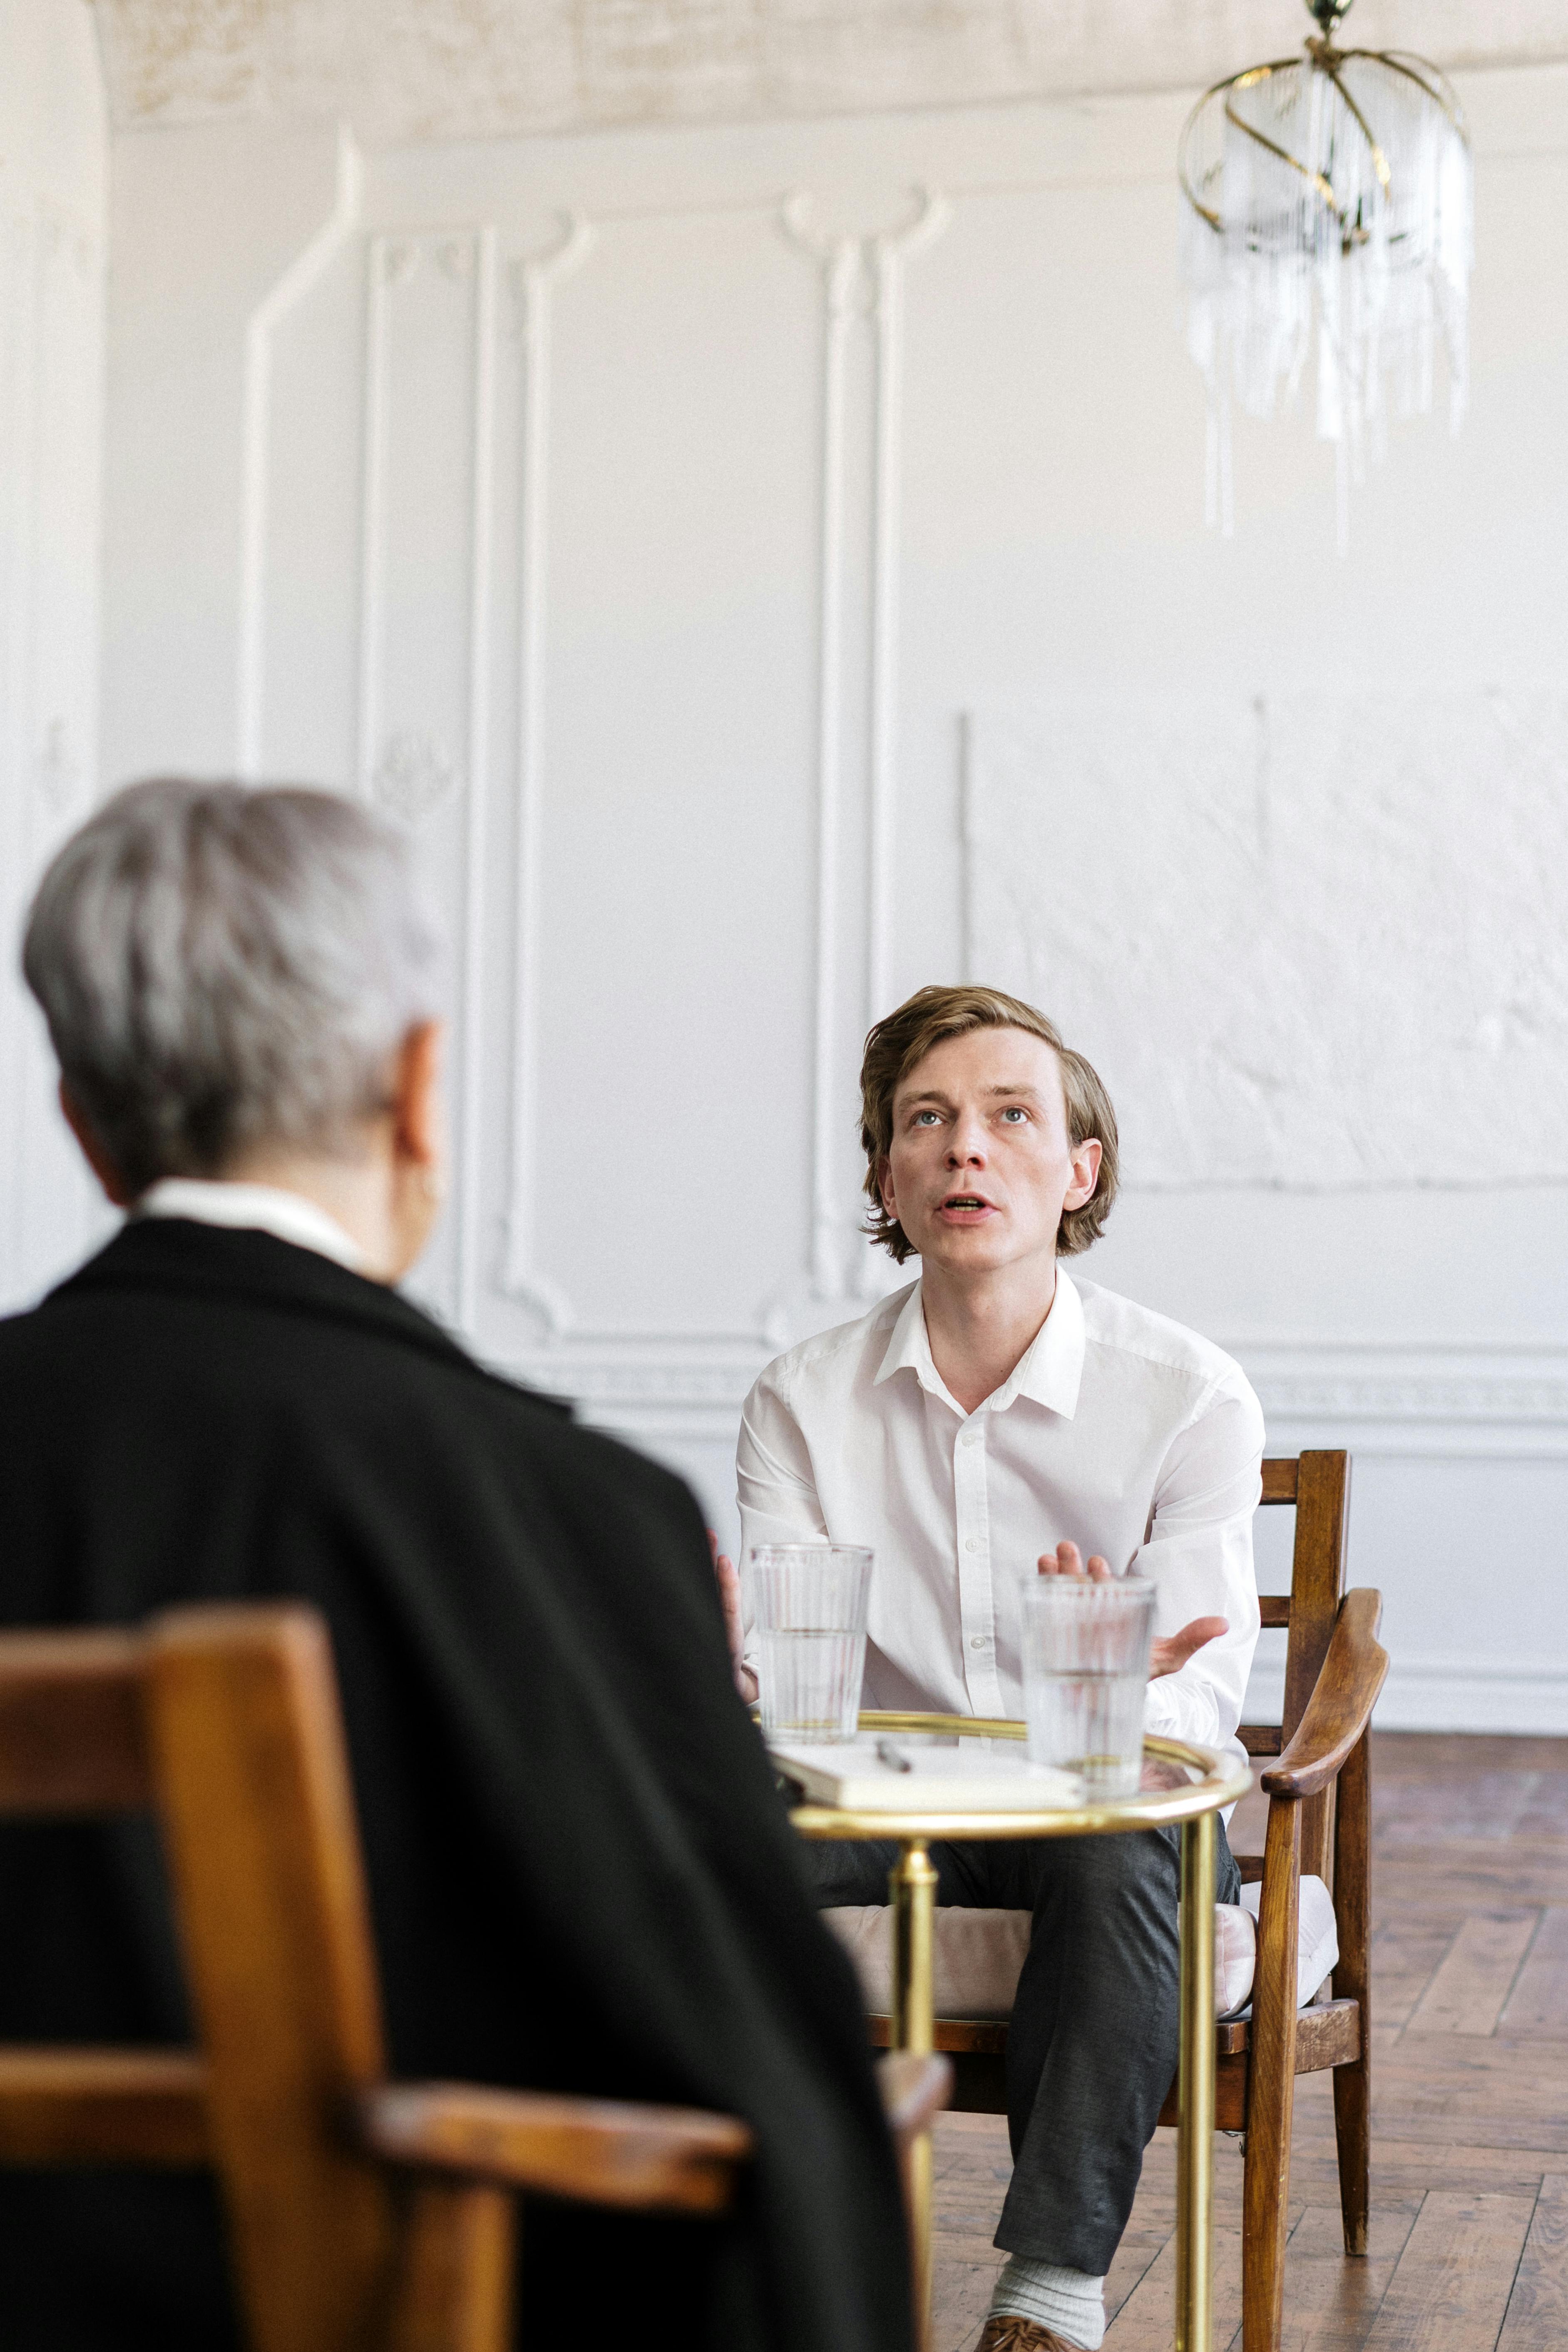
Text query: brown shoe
975 2320 1083 2352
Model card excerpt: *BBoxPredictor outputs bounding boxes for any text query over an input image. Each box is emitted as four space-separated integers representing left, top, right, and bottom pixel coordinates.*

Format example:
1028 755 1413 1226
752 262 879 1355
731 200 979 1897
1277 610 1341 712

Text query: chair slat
1260 1460 1300 1505
0 2048 208 2166
0 1631 149 1813
1239 1724 1283 1756
1259 1597 1291 1629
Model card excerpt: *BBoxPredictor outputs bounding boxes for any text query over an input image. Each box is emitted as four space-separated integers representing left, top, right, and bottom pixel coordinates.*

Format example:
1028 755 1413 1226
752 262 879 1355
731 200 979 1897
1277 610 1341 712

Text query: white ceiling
91 0 1568 145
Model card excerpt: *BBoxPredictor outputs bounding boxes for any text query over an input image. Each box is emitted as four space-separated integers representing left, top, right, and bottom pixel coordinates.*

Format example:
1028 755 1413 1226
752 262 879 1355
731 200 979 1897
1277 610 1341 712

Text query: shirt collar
134 1178 373 1276
873 1268 1085 1422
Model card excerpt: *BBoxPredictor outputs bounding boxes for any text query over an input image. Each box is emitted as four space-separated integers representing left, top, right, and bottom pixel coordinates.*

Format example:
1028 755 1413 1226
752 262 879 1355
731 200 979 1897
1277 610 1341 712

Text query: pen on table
876 1739 914 1773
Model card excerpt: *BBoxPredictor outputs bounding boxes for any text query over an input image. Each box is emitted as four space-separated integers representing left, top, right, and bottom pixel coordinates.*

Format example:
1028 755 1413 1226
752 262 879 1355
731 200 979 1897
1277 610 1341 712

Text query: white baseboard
1373 1659 1568 1735
1245 1660 1568 1738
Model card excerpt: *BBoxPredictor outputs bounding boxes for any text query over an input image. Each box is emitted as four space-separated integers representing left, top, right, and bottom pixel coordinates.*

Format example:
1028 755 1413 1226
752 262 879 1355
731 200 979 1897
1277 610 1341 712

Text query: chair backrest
1240 1450 1352 1878
0 1606 400 2352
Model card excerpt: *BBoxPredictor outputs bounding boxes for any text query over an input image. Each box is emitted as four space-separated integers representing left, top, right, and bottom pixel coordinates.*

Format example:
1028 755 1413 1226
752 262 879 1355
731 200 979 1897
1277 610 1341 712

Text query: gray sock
987 2255 1106 2348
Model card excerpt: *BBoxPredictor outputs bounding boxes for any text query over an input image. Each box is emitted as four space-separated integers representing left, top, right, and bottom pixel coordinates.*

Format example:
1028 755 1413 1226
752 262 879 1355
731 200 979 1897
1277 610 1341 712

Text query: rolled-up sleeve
1133 1374 1265 1757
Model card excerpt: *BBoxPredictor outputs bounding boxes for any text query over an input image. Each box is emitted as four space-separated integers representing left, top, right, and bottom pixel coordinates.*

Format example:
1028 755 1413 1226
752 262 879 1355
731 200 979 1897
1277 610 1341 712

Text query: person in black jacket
0 777 910 2352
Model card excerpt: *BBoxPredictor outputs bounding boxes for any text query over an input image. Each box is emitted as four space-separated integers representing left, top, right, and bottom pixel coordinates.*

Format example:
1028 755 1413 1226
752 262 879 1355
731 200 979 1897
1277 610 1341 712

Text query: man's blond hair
860 984 1119 1265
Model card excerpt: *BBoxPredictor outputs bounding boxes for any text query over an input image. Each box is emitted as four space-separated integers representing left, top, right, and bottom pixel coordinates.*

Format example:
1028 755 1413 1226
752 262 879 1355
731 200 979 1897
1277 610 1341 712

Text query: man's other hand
1036 1541 1228 1680
710 1532 760 1704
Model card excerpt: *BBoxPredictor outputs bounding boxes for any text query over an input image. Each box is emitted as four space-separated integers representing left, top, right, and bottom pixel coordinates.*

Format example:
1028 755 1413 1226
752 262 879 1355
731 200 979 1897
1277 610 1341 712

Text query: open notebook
770 1737 1082 1812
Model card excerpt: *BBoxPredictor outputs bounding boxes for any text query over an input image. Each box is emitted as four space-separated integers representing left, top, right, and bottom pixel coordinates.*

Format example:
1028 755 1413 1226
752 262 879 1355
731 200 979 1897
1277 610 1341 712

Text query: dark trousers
808 1824 1240 2275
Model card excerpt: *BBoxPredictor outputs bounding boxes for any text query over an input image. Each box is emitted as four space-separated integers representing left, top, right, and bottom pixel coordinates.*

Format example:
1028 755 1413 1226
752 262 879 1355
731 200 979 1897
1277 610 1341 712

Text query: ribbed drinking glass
1020 1574 1157 1796
748 1544 873 1743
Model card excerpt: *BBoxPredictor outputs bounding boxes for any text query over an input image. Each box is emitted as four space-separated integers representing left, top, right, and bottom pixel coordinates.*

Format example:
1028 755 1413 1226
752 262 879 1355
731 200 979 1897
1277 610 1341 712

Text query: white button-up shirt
737 1270 1265 1774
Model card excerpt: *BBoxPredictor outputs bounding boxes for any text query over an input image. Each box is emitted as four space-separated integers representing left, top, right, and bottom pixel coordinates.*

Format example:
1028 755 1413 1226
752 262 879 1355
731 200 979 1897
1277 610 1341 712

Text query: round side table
783 1712 1250 2352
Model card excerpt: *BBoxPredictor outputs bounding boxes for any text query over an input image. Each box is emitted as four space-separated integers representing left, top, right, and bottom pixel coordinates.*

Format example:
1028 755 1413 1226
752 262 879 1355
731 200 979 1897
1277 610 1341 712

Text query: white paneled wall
0 0 110 1308
72 65 1568 1729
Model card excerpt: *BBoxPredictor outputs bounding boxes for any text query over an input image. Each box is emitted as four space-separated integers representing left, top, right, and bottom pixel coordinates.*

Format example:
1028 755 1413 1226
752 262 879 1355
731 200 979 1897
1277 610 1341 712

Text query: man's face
879 1026 1101 1283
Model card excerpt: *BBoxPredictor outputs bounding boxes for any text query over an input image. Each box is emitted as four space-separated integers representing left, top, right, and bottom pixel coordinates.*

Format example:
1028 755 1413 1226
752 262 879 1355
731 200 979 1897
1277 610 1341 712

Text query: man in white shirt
720 984 1264 2352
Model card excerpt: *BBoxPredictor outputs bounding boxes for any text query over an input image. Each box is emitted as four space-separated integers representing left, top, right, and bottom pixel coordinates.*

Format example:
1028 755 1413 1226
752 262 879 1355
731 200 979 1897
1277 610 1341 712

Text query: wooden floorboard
1360 2193 1536 2350
1495 2175 1568 2352
1404 1915 1538 2037
930 1729 1568 2352
1499 1913 1568 2037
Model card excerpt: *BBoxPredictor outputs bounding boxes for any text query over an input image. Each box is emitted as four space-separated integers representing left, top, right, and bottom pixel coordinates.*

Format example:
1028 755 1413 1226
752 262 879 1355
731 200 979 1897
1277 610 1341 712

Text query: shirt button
969 1634 988 1651
961 1428 981 1446
964 1537 979 1553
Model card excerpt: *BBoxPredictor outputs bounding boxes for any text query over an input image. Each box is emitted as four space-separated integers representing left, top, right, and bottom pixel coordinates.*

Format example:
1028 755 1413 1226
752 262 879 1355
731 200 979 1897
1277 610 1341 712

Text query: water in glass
1025 1665 1149 1796
1020 1574 1156 1797
756 1629 865 1742
748 1545 873 1743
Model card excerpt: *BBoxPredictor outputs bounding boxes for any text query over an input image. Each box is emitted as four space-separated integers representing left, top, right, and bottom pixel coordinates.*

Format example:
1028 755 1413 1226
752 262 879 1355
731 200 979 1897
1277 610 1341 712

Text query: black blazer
0 1219 908 2352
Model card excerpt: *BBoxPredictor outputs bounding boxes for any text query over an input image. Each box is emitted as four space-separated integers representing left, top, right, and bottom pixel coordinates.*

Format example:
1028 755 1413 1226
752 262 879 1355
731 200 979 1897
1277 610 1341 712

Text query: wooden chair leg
1331 2059 1371 2260
1242 1799 1301 2352
386 2179 515 2352
1331 1730 1372 2256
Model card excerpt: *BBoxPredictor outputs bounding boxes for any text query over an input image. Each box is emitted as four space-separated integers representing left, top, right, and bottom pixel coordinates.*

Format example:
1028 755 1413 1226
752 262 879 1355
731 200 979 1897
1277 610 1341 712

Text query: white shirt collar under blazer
135 1178 372 1276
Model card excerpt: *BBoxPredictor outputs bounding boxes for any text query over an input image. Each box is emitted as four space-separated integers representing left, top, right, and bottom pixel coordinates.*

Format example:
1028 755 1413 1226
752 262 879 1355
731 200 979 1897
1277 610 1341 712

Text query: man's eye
1000 1107 1028 1123
914 1110 940 1126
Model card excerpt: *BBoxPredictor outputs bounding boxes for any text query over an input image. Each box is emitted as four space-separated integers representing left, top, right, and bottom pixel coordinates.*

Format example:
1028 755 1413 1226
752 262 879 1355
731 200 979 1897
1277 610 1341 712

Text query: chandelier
1178 0 1472 542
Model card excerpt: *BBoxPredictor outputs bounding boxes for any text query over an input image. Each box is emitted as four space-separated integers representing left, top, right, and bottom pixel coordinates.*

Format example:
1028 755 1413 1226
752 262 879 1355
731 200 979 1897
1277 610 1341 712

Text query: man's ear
391 1020 445 1170
1063 1135 1102 1213
58 1082 136 1208
877 1155 898 1223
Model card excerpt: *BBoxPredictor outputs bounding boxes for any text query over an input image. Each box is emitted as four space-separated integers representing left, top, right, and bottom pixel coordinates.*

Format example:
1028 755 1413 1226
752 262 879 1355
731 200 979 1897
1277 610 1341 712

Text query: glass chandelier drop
1178 0 1472 543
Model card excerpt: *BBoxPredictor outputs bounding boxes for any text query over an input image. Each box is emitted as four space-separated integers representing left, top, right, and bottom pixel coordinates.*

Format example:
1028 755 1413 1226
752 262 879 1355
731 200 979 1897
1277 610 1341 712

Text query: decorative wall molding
1234 1343 1568 1455
34 714 81 813
495 1336 1568 1433
867 190 950 1019
236 127 362 781
778 203 859 1306
498 213 593 1335
0 165 104 1309
454 224 499 1334
355 230 395 807
495 188 949 1353
760 189 952 1343
370 727 456 823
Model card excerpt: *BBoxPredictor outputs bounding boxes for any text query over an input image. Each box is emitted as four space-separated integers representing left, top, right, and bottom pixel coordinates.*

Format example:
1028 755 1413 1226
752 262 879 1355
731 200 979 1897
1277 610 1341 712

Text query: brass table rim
783 1719 1251 1841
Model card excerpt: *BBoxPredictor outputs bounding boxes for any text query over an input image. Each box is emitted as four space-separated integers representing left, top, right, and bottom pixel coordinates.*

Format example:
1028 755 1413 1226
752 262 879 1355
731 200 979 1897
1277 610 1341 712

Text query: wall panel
89 75 1568 1727
0 0 109 1310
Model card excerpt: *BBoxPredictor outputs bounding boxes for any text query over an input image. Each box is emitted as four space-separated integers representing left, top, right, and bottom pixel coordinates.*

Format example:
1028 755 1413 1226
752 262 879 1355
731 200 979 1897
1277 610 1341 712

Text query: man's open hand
710 1532 760 1703
1036 1541 1227 1679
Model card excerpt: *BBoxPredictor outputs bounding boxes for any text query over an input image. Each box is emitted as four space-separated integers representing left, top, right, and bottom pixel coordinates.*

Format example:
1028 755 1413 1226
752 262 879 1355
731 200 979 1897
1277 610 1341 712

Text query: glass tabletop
780 1710 1251 1840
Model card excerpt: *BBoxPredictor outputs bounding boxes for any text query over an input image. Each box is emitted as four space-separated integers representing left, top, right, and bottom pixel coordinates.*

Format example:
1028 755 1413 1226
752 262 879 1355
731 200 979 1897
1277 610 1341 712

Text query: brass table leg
890 1838 939 2352
1175 1809 1218 2352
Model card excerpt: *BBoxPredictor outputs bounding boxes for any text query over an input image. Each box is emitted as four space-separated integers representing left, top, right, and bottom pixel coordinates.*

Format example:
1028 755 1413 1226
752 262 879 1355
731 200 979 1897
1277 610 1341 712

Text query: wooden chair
0 1603 948 2352
862 1449 1389 2352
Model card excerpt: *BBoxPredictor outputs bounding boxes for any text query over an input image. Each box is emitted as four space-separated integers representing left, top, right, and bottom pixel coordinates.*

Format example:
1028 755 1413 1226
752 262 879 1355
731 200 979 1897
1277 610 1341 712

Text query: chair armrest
876 2052 951 2153
1261 1590 1389 1803
355 2082 753 2216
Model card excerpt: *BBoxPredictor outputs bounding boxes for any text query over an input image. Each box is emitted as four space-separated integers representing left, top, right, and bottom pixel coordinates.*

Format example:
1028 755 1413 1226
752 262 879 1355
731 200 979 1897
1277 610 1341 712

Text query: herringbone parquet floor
931 1732 1568 2352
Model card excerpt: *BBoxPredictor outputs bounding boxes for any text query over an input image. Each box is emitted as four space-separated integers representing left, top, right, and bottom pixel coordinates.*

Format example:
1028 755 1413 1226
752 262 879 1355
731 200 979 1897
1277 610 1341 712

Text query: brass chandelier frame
1178 6 1468 255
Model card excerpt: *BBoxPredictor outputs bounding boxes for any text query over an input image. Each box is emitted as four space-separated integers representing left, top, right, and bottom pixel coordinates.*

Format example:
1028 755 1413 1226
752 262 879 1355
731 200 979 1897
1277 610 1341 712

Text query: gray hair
22 778 443 1196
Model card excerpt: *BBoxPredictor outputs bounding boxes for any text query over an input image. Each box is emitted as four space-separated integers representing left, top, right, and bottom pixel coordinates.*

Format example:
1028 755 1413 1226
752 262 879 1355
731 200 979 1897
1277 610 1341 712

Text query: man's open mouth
941 1195 993 1211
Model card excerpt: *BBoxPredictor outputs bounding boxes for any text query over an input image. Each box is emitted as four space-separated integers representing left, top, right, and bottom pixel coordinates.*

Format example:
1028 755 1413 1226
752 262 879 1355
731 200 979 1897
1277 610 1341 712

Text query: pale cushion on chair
1231 1873 1340 2014
825 1905 1031 2020
824 1877 1339 2025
